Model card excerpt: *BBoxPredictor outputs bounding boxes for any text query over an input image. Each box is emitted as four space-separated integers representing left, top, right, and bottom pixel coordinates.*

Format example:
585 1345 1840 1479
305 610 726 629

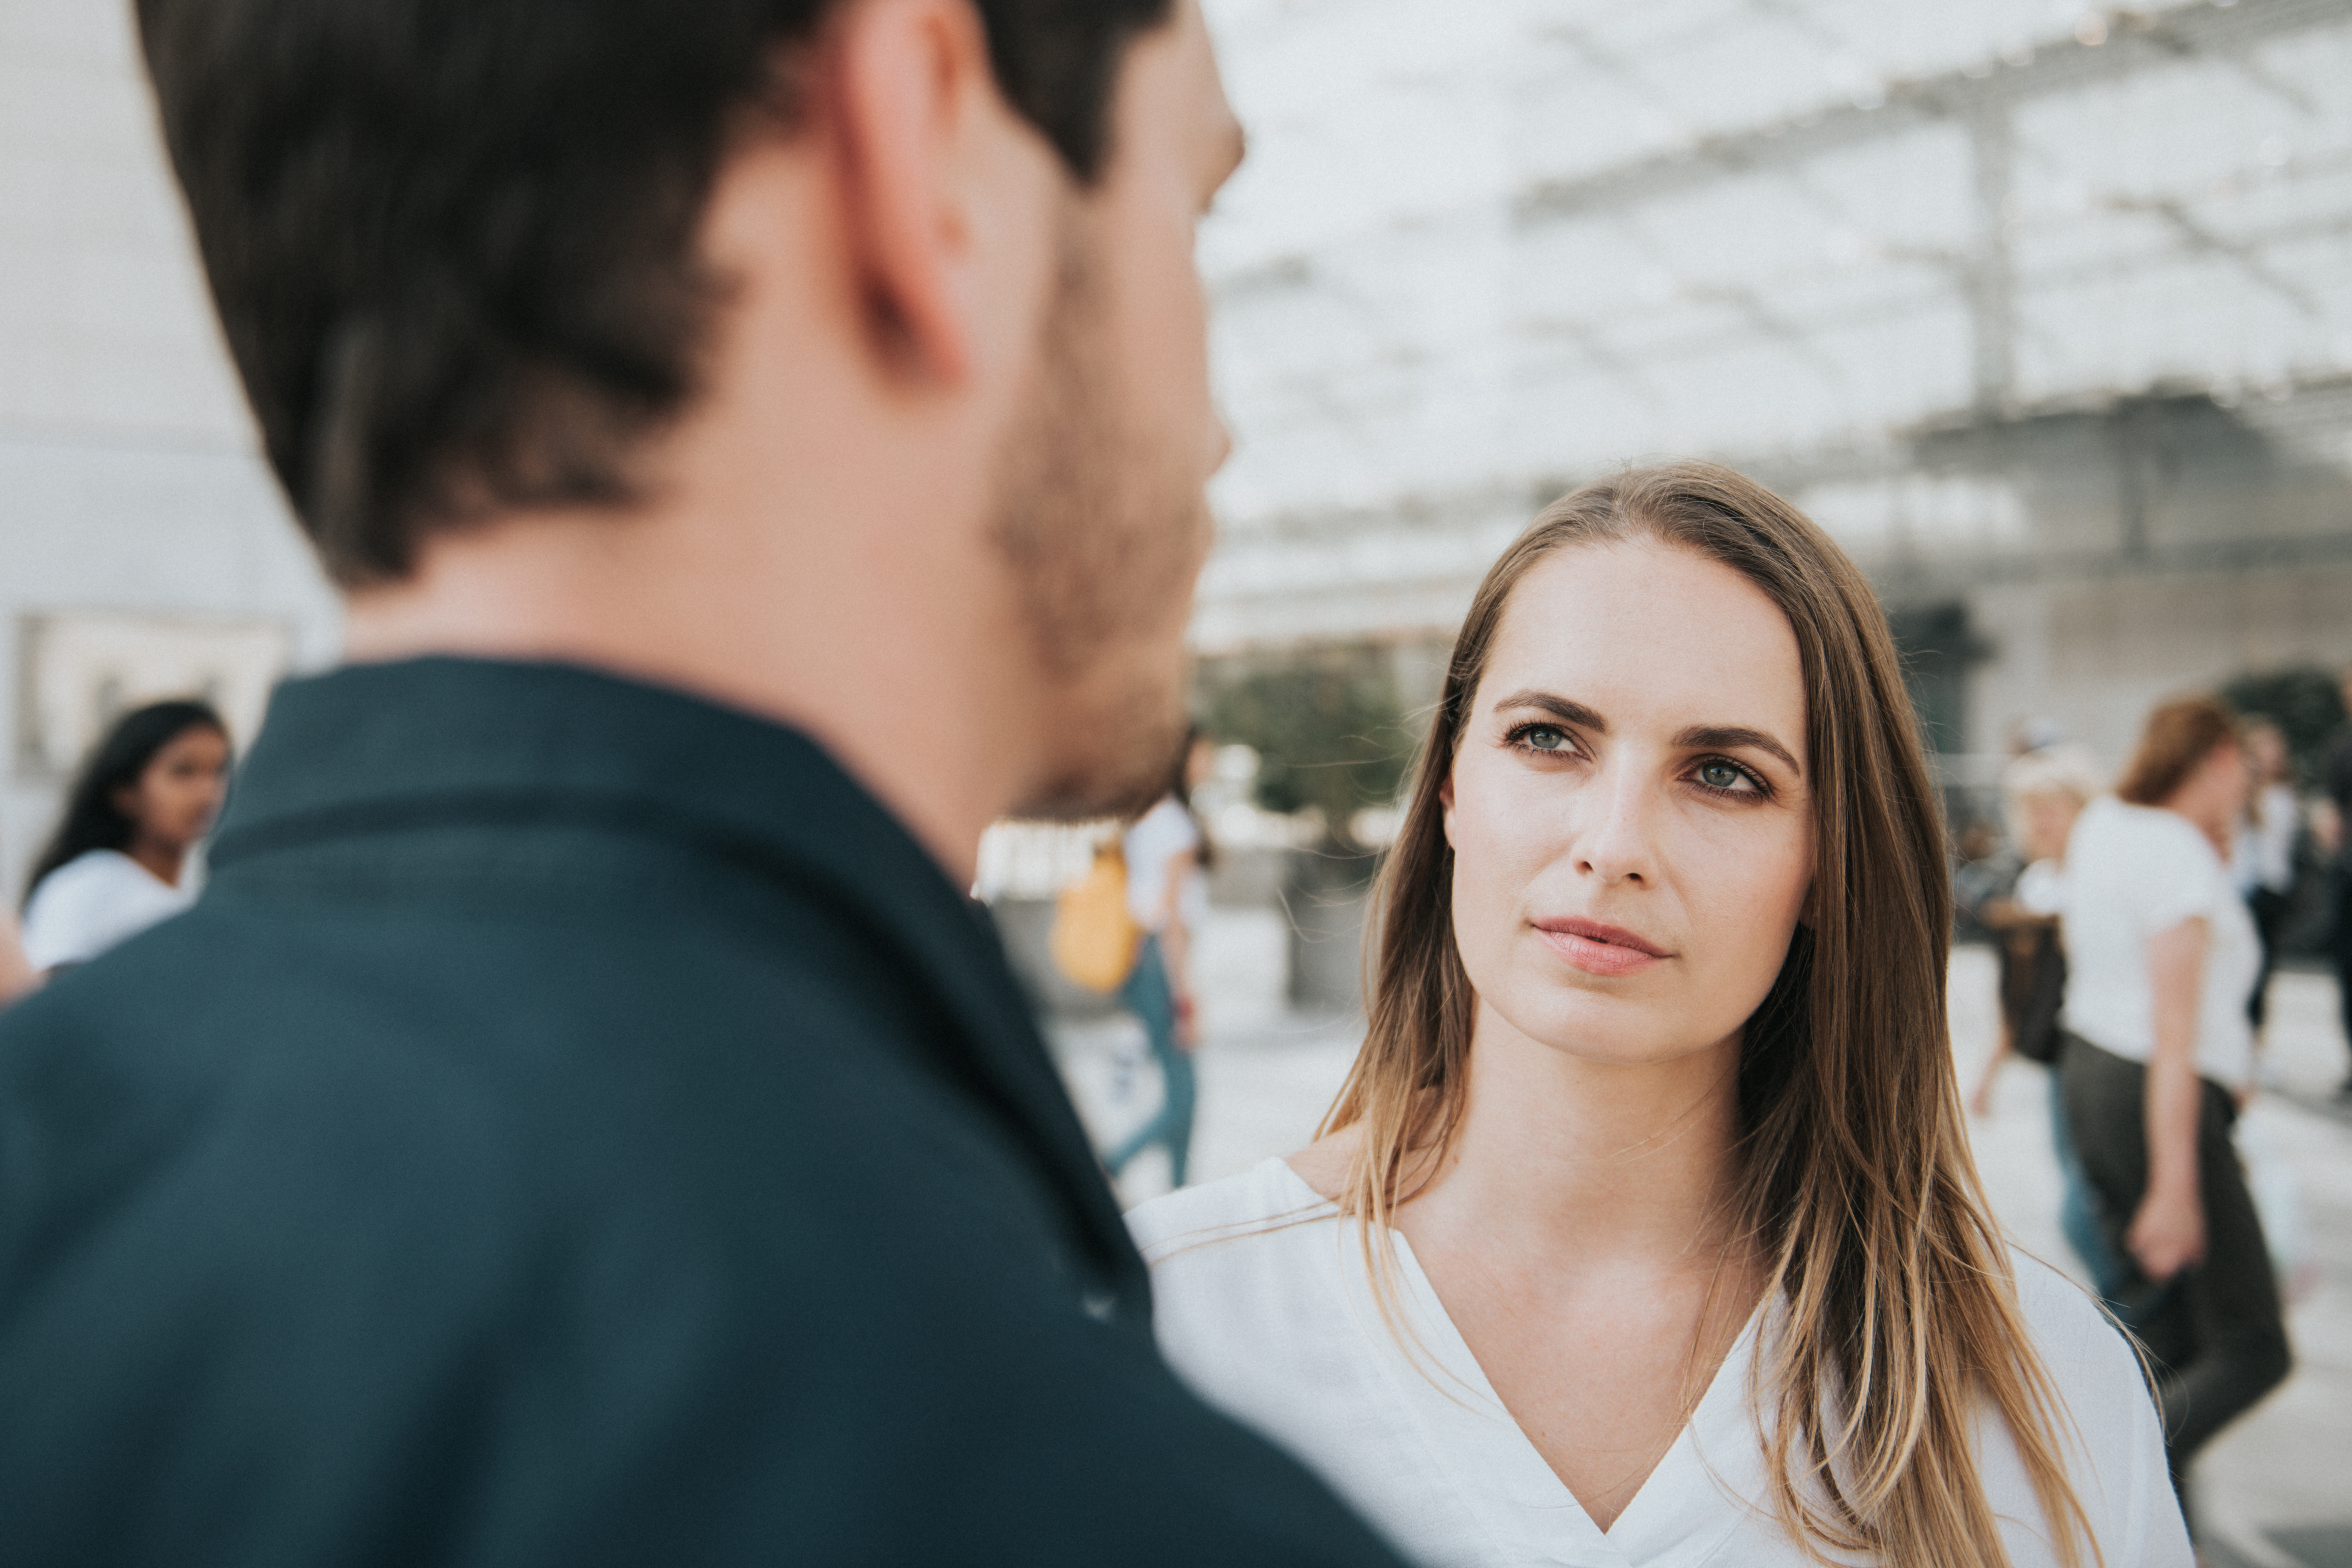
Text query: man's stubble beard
987 216 1208 823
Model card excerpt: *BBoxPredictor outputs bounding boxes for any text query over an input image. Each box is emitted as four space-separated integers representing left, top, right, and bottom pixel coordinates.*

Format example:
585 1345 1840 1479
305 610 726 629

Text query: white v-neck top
1130 1159 2189 1568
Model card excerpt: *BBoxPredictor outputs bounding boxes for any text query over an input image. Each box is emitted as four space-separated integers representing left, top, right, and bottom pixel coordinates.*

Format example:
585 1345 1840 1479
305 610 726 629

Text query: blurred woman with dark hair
20 700 231 976
2059 695 2291 1512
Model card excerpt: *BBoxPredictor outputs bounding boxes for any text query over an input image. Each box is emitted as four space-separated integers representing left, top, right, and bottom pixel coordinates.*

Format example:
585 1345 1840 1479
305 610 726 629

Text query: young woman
20 700 231 976
1131 464 2186 1566
2059 697 2291 1511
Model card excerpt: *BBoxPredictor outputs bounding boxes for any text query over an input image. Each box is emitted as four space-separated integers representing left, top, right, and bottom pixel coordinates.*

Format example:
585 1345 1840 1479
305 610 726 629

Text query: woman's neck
2159 795 2231 859
1378 1001 1765 1532
123 838 185 889
1398 1001 1750 1279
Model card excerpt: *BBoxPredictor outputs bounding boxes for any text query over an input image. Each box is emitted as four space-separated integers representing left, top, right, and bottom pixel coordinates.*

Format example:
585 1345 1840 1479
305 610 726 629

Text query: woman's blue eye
1525 726 1568 751
1698 761 1747 791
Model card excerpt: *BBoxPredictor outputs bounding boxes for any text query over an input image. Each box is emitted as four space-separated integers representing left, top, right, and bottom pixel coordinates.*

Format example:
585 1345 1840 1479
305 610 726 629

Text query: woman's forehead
1482 540 1806 738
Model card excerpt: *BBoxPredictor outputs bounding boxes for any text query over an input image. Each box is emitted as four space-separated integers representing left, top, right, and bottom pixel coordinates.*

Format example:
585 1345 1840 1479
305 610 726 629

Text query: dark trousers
2061 1036 2291 1495
2047 1067 2128 1300
2245 887 2289 1030
2333 867 2352 1076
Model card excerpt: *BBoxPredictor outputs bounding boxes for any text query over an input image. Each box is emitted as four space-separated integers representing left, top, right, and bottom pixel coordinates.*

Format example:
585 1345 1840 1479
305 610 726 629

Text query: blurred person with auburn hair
2059 696 2292 1521
1133 463 2184 1567
0 3 1411 1566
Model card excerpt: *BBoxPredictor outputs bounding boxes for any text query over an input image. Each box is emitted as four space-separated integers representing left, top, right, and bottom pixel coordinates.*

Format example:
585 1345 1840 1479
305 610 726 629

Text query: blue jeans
1106 936 1195 1188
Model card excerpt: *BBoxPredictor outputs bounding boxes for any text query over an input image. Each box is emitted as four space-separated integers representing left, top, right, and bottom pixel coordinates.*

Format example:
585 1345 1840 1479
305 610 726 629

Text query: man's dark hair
135 0 1176 587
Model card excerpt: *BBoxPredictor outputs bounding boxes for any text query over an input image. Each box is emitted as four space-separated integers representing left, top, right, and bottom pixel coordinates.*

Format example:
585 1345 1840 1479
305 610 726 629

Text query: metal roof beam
1516 0 2352 228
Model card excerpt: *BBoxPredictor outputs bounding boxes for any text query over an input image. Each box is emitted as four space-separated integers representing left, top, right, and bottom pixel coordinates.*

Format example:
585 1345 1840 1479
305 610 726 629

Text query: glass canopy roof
1192 0 2352 646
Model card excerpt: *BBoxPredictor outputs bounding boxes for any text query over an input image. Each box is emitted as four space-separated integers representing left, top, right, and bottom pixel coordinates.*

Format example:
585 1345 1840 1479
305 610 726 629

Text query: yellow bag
1050 843 1144 994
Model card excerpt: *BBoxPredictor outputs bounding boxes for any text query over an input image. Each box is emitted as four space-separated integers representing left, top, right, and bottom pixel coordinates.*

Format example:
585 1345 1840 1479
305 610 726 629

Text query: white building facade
2 0 337 896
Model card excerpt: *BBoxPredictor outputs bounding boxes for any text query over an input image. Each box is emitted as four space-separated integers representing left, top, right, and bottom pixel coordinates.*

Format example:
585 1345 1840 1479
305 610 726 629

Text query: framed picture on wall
14 611 293 779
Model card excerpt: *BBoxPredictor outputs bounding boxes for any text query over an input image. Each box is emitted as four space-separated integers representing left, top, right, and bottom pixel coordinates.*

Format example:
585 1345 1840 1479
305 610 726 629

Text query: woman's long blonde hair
1323 461 2094 1567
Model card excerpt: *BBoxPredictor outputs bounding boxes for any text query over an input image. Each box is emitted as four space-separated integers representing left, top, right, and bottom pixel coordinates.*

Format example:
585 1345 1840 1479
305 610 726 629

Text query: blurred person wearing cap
0 4 1409 1567
1966 745 2126 1298
2006 714 2066 758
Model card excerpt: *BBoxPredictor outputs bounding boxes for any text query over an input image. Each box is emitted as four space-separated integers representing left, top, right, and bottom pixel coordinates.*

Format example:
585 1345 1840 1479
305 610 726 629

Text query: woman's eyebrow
1676 725 1801 775
1491 690 1607 732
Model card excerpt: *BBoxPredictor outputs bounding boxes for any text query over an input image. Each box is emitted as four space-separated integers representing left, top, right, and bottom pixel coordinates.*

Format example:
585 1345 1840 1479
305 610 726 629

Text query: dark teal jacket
0 658 1402 1568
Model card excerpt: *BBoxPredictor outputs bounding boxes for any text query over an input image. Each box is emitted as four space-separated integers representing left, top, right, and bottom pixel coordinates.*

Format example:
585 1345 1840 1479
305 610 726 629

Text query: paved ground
1048 909 2352 1566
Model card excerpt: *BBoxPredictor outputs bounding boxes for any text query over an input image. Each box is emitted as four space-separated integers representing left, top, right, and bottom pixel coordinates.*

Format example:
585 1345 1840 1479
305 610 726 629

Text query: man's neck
343 506 1036 888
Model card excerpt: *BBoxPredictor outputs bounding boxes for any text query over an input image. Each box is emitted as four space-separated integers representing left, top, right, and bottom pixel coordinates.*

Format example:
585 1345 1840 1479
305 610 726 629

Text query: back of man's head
135 0 1171 589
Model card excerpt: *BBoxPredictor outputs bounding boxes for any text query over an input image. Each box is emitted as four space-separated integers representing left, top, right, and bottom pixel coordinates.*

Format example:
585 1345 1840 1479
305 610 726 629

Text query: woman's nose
1572 762 1658 885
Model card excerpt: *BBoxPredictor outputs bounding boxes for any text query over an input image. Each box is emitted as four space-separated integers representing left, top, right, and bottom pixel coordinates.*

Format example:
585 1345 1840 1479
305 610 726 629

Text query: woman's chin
1493 992 1741 1073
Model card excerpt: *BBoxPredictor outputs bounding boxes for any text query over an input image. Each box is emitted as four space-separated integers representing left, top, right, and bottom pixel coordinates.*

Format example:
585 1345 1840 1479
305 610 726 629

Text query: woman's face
116 726 231 852
2249 726 2288 784
1444 538 1815 1070
2207 737 2251 824
2017 790 2082 863
1184 736 1217 793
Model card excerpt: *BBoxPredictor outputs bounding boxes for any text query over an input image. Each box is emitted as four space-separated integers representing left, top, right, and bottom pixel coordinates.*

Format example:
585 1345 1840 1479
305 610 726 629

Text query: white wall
0 0 340 895
1969 562 2352 774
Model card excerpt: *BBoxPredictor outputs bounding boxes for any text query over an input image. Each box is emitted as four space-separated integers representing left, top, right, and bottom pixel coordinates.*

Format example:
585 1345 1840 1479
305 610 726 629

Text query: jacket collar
211 656 1146 1309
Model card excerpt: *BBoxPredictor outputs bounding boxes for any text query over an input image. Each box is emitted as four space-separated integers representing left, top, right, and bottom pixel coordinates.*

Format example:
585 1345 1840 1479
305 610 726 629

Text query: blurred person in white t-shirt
1105 728 1215 1189
2058 695 2290 1513
19 701 231 978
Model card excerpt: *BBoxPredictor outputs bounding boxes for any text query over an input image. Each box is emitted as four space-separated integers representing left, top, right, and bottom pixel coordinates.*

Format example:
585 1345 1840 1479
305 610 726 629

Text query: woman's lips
1532 917 1671 977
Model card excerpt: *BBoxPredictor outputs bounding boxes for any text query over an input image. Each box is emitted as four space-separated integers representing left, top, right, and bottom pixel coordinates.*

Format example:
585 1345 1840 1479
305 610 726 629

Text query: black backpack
2003 922 2067 1065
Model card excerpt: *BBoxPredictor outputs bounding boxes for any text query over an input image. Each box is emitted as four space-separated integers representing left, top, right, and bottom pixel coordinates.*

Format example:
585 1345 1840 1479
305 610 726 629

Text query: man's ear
827 0 1004 385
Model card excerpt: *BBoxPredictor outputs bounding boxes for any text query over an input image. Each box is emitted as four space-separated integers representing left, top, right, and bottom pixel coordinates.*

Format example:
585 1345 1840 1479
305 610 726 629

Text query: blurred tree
1197 646 1411 850
2222 665 2346 786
